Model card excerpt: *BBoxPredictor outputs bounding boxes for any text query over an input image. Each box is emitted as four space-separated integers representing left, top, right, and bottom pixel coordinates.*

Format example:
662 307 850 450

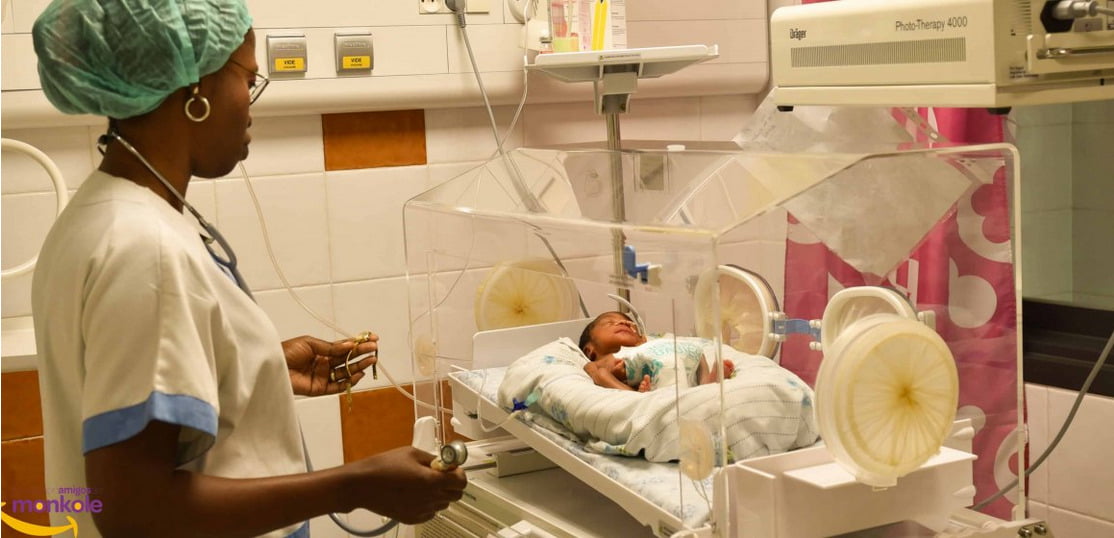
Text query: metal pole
605 110 631 306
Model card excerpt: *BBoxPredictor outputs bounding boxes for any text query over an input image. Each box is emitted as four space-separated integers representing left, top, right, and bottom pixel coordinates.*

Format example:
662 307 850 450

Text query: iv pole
527 46 718 306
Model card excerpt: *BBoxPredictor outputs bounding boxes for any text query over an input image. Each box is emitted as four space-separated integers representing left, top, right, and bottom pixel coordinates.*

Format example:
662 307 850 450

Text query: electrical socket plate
418 0 491 14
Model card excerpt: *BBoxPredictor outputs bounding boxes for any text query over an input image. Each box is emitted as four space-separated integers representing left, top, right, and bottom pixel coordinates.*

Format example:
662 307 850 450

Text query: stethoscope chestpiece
431 440 468 471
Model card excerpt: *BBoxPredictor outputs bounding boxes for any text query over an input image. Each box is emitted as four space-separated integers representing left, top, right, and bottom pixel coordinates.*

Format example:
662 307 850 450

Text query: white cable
448 365 524 433
237 163 450 415
453 7 542 212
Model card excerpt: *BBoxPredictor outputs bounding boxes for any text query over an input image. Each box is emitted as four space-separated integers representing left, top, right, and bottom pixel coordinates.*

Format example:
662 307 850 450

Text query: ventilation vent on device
791 37 966 68
1015 0 1033 36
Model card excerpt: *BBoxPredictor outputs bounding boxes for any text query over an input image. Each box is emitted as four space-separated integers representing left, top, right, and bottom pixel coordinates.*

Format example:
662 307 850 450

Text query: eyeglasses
228 59 270 105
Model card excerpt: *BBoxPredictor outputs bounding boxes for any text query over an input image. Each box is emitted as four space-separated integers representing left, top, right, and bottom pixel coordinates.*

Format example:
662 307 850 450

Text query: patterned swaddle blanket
496 336 820 462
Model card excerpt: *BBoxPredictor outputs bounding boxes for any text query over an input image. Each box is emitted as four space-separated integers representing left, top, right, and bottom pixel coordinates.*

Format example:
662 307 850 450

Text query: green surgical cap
32 0 252 119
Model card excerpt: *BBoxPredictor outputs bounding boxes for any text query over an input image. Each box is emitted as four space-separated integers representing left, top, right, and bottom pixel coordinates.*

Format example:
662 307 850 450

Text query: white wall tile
1020 209 1072 299
325 165 432 282
213 173 332 291
617 97 703 141
1071 99 1114 124
523 97 706 148
1072 122 1114 212
1 34 39 90
1073 209 1114 301
627 19 768 65
627 0 767 21
354 0 505 27
365 26 449 77
331 278 417 389
225 115 324 179
428 160 486 186
10 0 49 33
1 191 58 317
1009 104 1073 127
1045 388 1114 521
522 101 607 147
295 394 344 469
699 94 757 142
425 105 525 163
446 23 526 74
294 395 349 538
1016 123 1072 214
1 126 96 193
1046 507 1114 536
1025 383 1049 504
2 3 14 34
248 0 374 30
255 285 339 341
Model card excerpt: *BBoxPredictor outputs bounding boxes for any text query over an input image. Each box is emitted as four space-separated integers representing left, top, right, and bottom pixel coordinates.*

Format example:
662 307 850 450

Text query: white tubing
1 138 69 279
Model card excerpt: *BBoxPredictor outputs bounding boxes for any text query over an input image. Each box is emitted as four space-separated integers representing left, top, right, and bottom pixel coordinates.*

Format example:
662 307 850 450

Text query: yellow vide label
342 56 371 69
274 57 306 72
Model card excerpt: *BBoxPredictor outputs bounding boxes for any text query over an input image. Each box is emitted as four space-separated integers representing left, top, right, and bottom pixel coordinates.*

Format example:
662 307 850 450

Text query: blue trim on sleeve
82 391 218 454
287 521 310 537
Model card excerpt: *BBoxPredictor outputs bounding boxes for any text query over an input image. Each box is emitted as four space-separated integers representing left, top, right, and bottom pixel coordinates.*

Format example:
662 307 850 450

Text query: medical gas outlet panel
266 33 374 78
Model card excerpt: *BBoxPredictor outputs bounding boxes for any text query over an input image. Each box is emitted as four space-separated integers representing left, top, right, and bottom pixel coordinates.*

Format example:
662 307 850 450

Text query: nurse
30 1 466 536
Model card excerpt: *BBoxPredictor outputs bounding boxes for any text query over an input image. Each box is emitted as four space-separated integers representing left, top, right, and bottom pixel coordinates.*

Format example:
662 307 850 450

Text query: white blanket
497 337 820 462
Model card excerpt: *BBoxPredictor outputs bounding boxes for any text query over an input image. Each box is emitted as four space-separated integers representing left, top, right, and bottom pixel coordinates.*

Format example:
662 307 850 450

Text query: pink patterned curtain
783 0 1020 519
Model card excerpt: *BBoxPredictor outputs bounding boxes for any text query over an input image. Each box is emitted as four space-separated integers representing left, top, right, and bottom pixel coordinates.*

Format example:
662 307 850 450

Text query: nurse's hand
283 334 379 396
347 446 468 524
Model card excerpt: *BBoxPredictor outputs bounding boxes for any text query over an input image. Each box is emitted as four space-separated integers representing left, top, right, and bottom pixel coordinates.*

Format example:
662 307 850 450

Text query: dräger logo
789 27 807 40
1 487 102 537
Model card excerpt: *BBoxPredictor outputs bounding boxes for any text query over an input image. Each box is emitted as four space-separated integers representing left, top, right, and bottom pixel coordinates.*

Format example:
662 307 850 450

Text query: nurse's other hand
347 446 467 524
283 334 379 396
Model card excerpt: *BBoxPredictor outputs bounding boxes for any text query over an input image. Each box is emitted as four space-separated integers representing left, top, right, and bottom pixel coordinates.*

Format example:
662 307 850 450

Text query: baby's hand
637 374 651 392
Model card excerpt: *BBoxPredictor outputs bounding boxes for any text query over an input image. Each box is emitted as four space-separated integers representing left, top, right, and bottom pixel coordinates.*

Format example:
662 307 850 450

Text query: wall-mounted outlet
419 0 490 14
419 0 443 13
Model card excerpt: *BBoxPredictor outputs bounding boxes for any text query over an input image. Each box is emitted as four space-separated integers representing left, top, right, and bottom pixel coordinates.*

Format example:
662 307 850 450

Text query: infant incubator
402 108 1030 537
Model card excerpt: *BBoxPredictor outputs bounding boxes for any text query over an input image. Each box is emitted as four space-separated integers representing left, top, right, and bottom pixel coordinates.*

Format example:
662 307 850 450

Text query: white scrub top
32 171 308 538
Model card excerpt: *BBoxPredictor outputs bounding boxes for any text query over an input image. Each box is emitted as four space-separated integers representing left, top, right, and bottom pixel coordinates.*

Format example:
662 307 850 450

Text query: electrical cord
971 326 1114 510
448 0 544 213
237 162 452 415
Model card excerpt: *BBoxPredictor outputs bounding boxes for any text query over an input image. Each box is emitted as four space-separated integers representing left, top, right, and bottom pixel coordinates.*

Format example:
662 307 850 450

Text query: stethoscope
106 131 468 536
102 132 254 300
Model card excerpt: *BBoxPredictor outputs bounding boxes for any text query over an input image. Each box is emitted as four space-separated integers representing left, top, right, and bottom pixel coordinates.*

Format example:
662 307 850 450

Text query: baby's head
579 311 645 360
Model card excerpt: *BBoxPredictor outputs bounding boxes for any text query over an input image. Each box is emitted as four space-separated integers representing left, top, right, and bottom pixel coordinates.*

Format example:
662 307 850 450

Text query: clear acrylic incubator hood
402 130 1027 536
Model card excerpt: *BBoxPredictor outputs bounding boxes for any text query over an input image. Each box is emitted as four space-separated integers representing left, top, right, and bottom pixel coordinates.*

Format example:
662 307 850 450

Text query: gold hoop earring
184 86 211 122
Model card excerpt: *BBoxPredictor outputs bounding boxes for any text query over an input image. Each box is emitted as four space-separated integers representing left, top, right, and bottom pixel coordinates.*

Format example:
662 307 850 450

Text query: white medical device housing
771 0 1114 109
403 136 1025 536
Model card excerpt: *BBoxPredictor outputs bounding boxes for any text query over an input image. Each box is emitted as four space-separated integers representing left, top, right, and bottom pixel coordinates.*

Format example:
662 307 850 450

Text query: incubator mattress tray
449 366 713 534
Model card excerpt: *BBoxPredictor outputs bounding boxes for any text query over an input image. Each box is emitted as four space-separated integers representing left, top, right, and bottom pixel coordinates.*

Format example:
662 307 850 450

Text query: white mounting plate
528 45 719 83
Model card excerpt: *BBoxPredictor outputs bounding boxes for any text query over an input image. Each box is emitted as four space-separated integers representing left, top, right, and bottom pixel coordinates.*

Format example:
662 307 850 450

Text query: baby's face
591 312 644 351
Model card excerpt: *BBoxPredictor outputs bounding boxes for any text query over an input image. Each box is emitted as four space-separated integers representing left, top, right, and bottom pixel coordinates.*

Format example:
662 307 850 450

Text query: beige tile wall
1013 100 1114 309
1025 384 1114 533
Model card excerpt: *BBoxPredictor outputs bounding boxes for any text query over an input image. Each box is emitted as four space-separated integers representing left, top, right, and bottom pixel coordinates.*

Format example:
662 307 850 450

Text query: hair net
32 0 253 119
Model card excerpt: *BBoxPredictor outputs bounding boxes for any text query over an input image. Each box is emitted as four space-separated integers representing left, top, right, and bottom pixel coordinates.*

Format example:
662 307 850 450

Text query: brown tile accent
322 110 427 171
2 371 43 441
1 437 49 534
339 381 468 463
